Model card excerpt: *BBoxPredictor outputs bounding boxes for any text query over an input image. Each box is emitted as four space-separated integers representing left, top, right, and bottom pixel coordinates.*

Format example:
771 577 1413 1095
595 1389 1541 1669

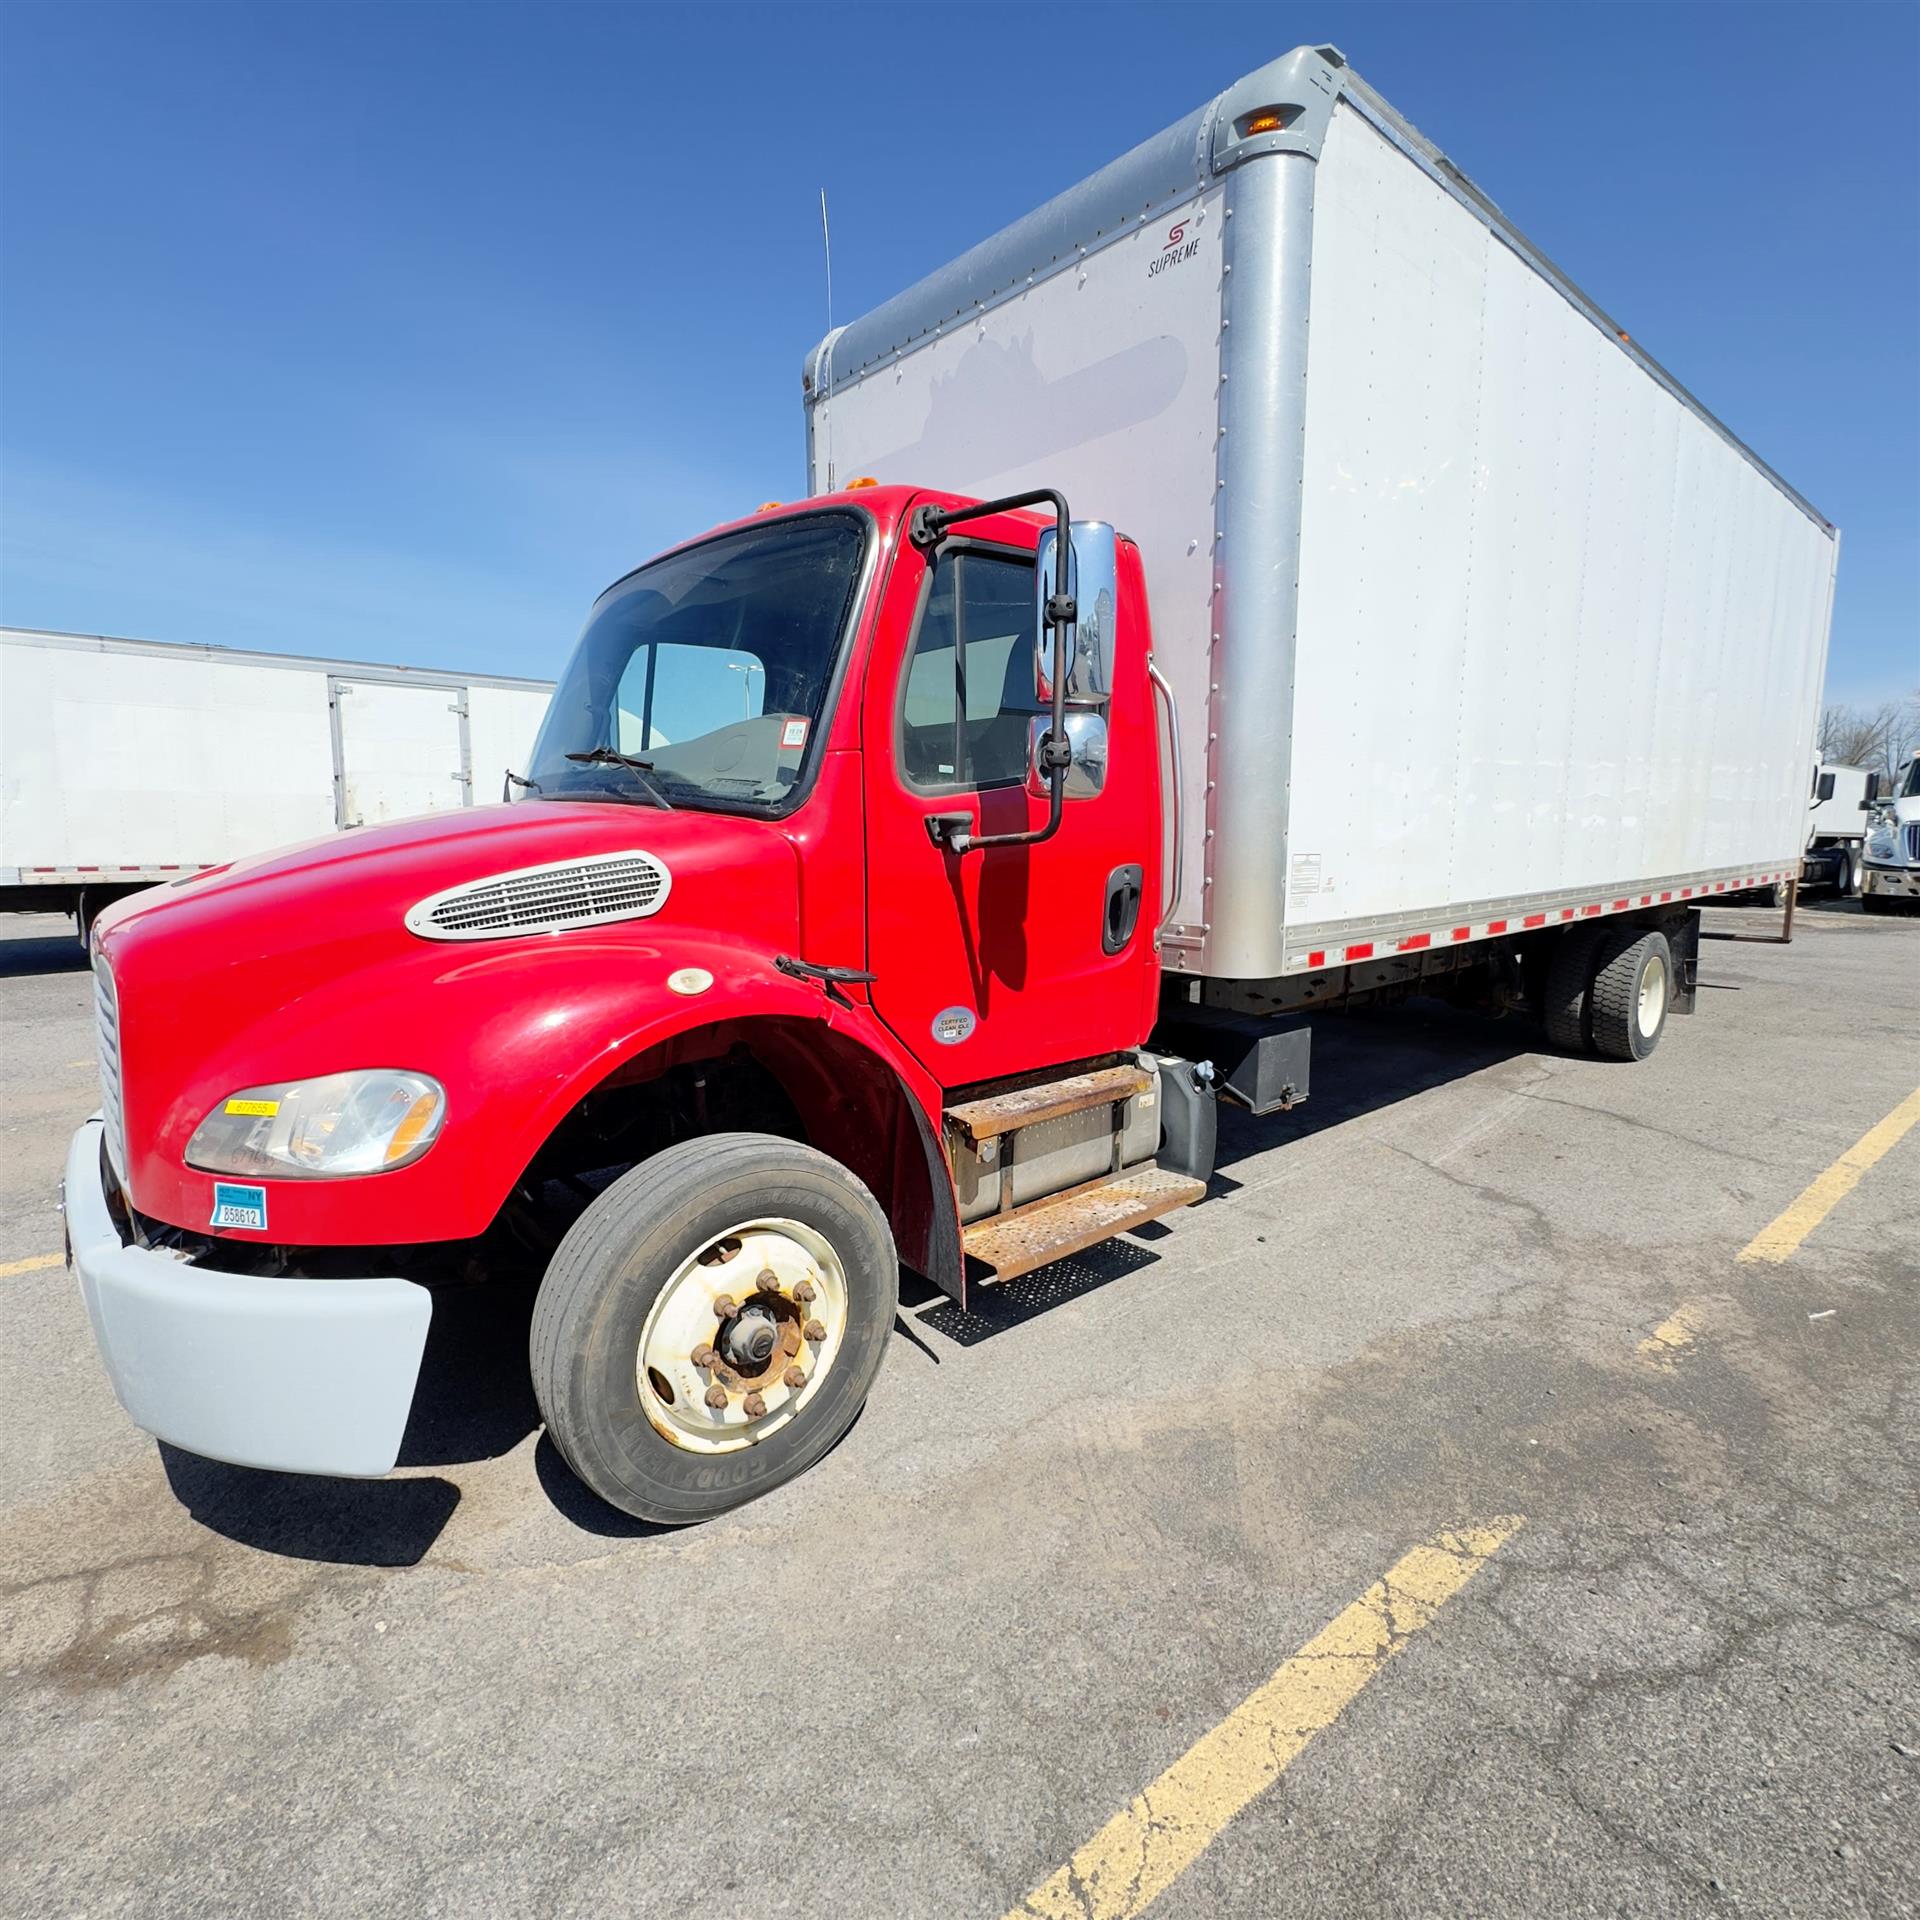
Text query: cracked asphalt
2 900 1916 1919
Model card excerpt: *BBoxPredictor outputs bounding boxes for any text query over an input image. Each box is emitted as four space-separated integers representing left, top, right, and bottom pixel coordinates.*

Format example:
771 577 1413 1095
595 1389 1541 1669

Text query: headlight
186 1071 446 1178
1866 823 1900 861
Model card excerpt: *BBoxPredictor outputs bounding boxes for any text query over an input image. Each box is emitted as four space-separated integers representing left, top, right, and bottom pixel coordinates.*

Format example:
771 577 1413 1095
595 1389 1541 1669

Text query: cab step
961 1165 1206 1284
944 1063 1154 1146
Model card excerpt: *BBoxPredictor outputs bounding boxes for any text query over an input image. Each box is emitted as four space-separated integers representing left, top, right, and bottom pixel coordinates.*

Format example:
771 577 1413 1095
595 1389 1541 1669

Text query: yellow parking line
1738 1086 1920 1265
0 1251 65 1278
1003 1516 1524 1920
1637 1304 1703 1370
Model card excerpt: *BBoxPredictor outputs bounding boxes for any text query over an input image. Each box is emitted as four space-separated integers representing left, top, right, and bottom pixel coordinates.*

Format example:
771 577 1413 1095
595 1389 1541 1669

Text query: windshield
524 512 867 813
1903 757 1920 800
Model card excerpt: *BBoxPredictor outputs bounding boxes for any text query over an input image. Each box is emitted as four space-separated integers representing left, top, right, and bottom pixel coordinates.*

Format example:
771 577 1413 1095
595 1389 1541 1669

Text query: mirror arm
913 488 1077 856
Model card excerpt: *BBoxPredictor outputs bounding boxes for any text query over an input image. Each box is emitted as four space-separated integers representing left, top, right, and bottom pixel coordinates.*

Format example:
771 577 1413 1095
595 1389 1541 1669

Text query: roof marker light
845 475 879 489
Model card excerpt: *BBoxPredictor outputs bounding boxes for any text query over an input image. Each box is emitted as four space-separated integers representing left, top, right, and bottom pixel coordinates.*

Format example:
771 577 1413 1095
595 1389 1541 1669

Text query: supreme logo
1149 217 1200 278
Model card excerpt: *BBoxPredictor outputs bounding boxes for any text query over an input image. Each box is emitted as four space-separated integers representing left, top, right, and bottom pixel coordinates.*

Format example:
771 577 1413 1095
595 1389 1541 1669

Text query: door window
898 550 1040 792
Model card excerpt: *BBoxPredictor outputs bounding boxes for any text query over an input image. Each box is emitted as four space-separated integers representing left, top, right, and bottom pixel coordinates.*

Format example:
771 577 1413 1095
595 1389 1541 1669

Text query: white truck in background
0 628 552 936
1798 760 1878 898
1863 751 1920 914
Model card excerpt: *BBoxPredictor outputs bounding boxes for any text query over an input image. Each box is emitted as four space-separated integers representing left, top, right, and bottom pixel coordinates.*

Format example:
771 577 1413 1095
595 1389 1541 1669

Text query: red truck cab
68 486 1206 1522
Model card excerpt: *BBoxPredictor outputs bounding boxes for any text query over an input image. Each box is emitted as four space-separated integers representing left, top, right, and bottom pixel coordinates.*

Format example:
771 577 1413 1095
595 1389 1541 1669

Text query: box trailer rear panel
804 46 1837 982
0 629 552 915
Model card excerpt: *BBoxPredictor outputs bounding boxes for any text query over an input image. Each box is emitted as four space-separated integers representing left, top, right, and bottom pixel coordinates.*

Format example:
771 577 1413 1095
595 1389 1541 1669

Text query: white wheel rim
1637 953 1668 1038
636 1217 850 1455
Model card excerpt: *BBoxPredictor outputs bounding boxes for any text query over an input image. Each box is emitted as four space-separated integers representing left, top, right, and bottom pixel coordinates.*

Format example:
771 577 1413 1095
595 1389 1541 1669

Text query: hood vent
405 850 672 941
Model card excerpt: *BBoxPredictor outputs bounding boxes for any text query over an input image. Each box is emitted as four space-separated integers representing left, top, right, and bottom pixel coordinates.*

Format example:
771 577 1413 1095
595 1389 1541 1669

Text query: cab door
860 508 1158 1086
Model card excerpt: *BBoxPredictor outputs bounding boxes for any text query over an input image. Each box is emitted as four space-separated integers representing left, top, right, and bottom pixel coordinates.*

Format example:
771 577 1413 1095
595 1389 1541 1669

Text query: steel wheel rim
1637 952 1668 1038
636 1217 849 1455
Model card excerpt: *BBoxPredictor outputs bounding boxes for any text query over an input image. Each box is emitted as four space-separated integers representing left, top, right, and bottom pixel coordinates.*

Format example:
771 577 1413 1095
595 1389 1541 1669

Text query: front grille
404 850 672 941
1906 822 1920 865
92 953 127 1180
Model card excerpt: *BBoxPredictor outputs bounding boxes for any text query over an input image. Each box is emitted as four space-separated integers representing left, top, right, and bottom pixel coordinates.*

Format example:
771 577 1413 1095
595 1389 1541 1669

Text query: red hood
94 800 803 1238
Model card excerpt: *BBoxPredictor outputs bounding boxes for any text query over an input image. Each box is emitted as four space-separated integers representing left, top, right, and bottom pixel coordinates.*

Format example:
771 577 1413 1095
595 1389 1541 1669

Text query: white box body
805 48 1837 980
0 629 551 886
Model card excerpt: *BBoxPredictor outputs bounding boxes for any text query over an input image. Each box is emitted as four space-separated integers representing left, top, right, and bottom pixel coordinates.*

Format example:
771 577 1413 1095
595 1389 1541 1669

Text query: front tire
1835 848 1858 897
1588 928 1674 1061
530 1133 898 1524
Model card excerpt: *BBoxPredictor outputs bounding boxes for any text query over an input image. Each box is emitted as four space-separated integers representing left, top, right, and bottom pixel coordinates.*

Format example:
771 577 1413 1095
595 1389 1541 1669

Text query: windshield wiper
564 747 674 810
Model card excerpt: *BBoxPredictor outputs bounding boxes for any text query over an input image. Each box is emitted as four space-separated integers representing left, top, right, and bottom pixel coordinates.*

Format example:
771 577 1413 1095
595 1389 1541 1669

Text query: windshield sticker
780 717 809 750
210 1182 268 1232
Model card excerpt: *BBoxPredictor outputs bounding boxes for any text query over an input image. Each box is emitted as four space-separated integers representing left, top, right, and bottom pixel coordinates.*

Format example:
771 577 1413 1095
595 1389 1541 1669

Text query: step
944 1064 1154 1147
961 1166 1207 1283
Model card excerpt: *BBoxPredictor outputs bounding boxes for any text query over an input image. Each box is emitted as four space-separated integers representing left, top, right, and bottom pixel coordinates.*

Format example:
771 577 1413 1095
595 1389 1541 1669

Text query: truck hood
91 801 803 1232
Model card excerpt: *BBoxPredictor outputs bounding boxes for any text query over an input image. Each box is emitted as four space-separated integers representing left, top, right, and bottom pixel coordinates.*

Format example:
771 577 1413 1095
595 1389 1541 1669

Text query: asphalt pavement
2 899 1915 1919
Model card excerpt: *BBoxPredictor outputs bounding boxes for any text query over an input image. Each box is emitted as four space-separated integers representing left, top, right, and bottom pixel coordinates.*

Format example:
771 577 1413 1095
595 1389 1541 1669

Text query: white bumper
65 1120 433 1477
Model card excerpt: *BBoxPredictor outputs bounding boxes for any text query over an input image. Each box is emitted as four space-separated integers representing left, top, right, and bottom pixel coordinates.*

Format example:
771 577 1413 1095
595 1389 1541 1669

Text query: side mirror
1027 711 1108 800
1815 771 1837 802
1864 772 1883 805
1034 522 1118 707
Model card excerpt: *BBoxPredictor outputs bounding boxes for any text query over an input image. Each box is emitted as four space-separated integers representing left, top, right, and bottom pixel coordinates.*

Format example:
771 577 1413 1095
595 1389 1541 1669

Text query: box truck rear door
329 678 468 827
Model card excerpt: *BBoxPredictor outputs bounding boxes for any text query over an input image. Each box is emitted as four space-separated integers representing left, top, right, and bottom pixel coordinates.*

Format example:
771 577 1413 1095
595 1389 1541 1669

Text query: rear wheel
1588 928 1674 1062
1542 926 1606 1053
1834 848 1858 897
530 1133 898 1524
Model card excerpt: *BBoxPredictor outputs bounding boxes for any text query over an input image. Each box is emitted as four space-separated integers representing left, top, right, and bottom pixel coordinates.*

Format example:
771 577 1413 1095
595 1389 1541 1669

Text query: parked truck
0 627 552 935
67 47 1837 1525
1863 751 1920 913
1792 760 1878 899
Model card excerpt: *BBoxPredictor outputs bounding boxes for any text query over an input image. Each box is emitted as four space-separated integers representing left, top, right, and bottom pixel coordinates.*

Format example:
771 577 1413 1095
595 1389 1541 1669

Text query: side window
898 550 1040 792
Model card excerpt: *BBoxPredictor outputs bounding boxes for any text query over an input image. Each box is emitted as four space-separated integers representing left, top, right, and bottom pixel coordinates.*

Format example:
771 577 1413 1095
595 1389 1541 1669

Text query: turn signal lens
845 475 879 489
1244 109 1288 135
756 500 784 512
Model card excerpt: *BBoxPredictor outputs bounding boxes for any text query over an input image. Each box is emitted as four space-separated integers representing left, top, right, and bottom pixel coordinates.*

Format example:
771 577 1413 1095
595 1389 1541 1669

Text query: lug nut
804 1318 827 1345
741 1390 767 1418
756 1266 780 1291
703 1383 730 1410
712 1294 738 1320
794 1279 817 1304
783 1364 807 1389
691 1343 717 1369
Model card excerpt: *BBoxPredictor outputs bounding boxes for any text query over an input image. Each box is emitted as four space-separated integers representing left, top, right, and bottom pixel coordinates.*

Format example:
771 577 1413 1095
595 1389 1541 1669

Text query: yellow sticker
224 1098 279 1117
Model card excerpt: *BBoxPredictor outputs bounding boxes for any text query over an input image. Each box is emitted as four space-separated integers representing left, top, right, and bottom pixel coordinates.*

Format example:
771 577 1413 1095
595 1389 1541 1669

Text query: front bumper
65 1119 433 1477
1862 863 1920 900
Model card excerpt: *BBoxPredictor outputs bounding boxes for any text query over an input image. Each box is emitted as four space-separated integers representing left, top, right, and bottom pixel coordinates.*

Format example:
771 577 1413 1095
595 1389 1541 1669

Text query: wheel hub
634 1219 851 1456
720 1304 780 1372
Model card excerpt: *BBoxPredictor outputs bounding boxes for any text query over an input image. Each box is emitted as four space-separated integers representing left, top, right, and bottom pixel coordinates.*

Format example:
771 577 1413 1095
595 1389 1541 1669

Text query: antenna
819 187 835 492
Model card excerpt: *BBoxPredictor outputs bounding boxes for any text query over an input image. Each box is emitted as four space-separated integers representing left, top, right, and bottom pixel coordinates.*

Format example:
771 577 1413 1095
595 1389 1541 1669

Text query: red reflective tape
1660 891 1672 901
1487 919 1508 934
1307 950 1325 968
1560 908 1575 921
77 866 99 872
1523 913 1546 928
1582 903 1602 916
1399 933 1432 951
1639 895 1651 906
1346 942 1374 961
1611 899 1628 911
1451 927 1470 941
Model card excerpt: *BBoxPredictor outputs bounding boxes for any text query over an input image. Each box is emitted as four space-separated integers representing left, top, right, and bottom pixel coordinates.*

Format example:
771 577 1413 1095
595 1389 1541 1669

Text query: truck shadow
0 929 88 977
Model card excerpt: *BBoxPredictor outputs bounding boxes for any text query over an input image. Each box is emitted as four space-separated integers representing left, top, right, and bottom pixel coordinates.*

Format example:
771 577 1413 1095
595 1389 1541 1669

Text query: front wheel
1834 848 1858 897
530 1133 898 1524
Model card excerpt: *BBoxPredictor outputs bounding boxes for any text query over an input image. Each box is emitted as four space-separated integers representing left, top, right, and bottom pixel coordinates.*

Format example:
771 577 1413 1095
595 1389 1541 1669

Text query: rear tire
1588 928 1674 1062
530 1133 898 1525
1834 848 1858 897
1543 926 1606 1053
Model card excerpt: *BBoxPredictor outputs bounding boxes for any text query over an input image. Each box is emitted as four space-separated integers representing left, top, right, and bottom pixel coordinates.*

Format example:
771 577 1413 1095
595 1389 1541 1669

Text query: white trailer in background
0 628 551 933
806 44 1838 1014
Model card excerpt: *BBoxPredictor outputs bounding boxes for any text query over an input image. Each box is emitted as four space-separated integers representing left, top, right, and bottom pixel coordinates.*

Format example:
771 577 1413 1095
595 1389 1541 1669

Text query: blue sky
1 0 1914 707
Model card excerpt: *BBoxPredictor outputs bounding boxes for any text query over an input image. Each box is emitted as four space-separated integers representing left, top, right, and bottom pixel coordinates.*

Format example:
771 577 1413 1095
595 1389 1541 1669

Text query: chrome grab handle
1147 658 1183 941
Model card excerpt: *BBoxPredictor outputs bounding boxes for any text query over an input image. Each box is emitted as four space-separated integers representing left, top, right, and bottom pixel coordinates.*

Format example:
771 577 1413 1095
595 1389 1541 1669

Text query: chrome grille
93 952 127 1179
1906 822 1920 864
405 850 672 941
